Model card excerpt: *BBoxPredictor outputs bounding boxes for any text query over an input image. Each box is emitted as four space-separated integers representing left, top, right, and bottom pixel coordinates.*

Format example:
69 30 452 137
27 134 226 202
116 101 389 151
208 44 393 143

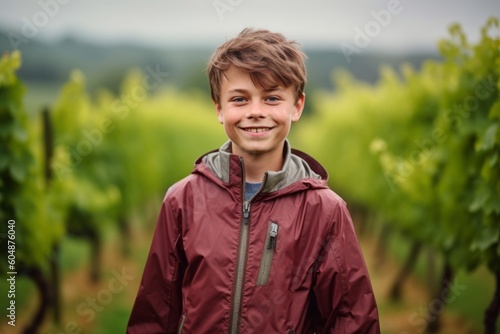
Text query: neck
238 147 285 183
244 155 283 182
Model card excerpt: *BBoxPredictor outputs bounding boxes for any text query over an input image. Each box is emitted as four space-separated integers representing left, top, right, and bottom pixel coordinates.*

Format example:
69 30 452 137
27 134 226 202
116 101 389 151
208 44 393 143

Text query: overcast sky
1 0 499 52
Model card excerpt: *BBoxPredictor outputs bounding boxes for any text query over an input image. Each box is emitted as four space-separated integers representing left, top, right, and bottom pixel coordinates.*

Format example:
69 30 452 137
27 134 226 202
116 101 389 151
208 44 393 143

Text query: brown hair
207 28 307 103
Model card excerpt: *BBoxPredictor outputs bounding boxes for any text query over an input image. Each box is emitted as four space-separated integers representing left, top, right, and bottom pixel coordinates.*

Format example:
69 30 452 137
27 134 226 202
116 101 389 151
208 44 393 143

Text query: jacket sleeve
312 201 380 334
127 196 186 334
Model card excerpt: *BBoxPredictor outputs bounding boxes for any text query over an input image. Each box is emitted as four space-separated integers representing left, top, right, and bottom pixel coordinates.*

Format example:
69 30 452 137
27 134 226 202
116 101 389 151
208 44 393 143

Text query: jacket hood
193 139 328 194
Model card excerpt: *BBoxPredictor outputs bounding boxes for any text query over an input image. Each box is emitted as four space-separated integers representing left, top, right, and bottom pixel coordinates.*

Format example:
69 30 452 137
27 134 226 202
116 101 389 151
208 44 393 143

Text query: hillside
0 30 440 112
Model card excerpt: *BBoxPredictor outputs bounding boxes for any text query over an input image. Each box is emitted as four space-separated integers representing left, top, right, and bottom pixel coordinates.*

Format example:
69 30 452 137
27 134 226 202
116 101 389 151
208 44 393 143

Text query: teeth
245 128 270 133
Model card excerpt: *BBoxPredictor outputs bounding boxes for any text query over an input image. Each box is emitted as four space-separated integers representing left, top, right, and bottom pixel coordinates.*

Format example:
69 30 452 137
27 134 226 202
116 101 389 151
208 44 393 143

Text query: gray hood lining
202 139 322 193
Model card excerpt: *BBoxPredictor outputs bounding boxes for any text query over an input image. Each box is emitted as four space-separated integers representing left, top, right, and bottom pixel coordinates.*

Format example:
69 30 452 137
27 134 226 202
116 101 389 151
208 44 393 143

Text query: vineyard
0 18 499 334
295 18 500 333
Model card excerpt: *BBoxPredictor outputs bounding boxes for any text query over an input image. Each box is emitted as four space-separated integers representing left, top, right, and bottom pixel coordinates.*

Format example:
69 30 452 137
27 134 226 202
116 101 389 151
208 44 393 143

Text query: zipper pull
243 201 250 221
268 222 279 249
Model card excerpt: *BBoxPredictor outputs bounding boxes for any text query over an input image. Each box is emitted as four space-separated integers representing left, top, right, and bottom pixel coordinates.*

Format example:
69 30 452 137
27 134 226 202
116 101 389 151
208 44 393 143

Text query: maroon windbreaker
127 140 380 333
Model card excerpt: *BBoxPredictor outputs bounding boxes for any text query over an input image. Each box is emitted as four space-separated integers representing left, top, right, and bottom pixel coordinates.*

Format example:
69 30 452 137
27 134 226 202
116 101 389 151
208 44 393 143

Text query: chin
243 144 281 156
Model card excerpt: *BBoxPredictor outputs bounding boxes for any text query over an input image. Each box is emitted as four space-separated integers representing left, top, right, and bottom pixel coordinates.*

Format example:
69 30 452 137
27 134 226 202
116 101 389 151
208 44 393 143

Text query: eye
265 96 281 103
230 97 246 103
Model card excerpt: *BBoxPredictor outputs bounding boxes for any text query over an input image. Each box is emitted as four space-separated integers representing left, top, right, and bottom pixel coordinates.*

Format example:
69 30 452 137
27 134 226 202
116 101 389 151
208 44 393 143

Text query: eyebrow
227 87 283 94
228 88 249 94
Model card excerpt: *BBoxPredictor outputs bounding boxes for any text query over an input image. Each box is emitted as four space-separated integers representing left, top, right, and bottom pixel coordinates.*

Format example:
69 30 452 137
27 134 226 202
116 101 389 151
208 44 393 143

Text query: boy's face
215 66 305 162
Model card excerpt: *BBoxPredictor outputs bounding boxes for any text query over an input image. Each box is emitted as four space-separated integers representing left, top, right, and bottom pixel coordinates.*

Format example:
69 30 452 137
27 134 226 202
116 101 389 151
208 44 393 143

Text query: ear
214 100 224 124
291 92 305 122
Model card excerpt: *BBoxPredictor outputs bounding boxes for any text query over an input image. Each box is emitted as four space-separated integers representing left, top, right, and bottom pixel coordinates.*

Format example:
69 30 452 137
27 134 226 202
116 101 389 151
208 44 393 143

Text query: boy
127 28 380 333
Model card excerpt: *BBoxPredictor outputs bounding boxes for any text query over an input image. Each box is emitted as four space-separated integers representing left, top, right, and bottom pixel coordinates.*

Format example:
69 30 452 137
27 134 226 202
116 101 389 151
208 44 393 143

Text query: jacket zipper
229 199 250 334
256 221 279 286
229 158 267 334
177 314 186 334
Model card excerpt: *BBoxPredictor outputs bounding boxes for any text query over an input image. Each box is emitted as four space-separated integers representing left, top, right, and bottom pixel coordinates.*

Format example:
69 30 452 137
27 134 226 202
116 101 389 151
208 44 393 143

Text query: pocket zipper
268 222 278 249
256 221 279 286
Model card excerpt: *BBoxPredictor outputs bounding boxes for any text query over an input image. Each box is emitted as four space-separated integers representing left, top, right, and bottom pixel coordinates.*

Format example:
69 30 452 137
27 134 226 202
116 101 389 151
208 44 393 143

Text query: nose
247 101 265 119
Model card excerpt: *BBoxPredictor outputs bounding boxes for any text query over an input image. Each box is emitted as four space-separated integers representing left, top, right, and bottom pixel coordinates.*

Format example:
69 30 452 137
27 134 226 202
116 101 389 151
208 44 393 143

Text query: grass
450 268 498 330
60 238 91 272
93 294 131 334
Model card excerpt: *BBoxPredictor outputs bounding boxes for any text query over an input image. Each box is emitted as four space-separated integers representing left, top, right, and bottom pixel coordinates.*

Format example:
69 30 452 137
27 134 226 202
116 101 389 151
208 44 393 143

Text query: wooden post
42 108 53 182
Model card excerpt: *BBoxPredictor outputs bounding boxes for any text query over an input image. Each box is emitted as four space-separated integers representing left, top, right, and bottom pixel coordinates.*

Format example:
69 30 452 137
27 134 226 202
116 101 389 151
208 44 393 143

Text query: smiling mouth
242 127 273 133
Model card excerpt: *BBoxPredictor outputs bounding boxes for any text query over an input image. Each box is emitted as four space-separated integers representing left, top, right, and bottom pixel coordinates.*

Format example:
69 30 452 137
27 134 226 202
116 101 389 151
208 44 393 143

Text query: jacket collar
197 139 327 193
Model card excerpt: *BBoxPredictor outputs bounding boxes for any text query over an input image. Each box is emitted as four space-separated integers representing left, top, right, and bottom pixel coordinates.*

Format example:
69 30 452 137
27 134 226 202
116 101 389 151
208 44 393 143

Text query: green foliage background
294 18 499 273
0 17 499 334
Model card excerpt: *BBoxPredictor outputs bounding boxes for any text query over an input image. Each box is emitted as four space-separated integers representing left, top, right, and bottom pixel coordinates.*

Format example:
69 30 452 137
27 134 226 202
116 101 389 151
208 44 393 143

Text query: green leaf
471 227 499 251
490 152 498 167
0 155 8 169
8 152 31 182
469 187 491 212
9 162 26 182
478 123 498 151
489 101 500 119
12 122 27 142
